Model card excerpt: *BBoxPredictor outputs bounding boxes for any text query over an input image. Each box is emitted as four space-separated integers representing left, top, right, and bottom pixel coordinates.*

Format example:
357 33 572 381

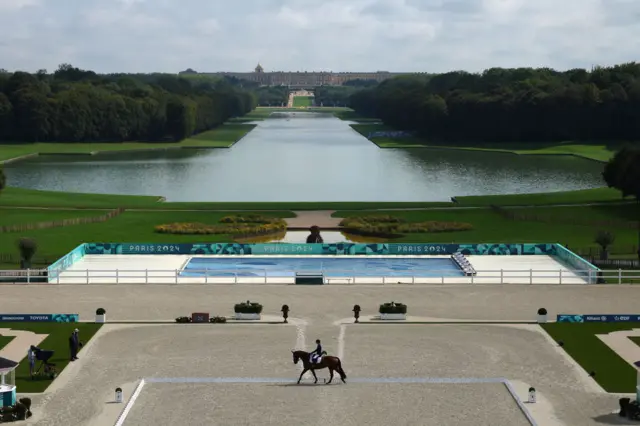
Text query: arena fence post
618 269 622 284
500 269 503 284
175 269 178 284
145 269 148 283
116 268 119 284
559 269 562 285
86 268 89 284
529 269 533 285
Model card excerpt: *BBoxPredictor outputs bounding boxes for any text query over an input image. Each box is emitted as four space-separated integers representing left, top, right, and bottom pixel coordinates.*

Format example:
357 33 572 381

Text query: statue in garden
306 225 323 243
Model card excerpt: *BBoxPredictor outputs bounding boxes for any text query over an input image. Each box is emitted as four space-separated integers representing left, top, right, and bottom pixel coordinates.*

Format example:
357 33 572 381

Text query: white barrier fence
2 268 640 284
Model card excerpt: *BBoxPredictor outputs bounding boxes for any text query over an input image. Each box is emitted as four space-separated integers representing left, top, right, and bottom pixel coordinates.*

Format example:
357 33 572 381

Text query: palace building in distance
179 64 407 87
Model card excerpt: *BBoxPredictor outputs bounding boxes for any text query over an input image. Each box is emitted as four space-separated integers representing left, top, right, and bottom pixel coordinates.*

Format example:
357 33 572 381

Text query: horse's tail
337 358 347 380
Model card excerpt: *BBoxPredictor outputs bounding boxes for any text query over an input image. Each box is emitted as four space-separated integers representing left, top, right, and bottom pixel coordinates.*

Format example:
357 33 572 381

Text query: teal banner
83 243 563 256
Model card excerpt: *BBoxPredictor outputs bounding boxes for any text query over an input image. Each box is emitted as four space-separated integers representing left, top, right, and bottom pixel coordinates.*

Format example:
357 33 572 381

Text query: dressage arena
20 295 629 426
52 253 591 284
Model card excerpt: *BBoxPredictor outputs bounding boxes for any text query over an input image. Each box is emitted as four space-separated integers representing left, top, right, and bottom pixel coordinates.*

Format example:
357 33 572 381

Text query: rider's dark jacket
311 344 322 356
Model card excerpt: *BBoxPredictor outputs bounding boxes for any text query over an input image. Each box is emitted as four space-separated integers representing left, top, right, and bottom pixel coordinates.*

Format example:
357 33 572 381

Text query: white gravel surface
3 284 639 425
123 382 530 426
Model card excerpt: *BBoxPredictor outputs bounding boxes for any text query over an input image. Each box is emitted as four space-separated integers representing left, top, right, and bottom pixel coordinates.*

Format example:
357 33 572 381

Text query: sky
1 0 639 74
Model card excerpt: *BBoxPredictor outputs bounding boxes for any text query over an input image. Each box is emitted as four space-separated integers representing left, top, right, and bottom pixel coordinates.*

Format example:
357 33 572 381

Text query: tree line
349 63 640 143
0 64 257 143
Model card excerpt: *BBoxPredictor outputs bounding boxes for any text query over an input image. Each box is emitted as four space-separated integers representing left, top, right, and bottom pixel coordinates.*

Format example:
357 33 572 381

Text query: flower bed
155 215 286 235
339 215 472 235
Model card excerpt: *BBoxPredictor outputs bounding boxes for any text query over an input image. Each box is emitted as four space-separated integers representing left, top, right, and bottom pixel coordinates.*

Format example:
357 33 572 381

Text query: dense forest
0 64 257 143
349 63 640 143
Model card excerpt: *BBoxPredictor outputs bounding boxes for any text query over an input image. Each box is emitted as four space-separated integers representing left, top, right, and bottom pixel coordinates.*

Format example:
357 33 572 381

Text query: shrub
379 302 407 314
17 237 38 268
537 308 547 315
210 316 227 323
96 308 106 315
234 300 263 314
340 216 472 235
175 316 192 323
219 215 281 224
154 221 286 235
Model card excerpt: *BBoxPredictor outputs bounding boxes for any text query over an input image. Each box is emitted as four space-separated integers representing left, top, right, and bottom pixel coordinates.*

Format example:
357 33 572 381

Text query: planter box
537 314 547 324
235 313 261 320
95 314 106 323
380 313 406 320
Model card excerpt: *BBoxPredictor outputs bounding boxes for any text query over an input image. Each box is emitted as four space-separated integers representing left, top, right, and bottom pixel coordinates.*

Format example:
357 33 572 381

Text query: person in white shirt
28 345 40 376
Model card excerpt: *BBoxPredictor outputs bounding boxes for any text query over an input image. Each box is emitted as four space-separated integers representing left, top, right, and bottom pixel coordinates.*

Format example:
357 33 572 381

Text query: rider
310 339 323 364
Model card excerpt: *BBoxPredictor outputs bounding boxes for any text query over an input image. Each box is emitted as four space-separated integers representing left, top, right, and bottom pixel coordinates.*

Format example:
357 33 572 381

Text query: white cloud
0 0 637 73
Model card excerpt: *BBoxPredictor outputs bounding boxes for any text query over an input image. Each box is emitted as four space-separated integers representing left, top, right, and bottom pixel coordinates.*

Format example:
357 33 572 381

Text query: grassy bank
0 123 256 163
0 186 629 210
292 96 314 107
5 323 102 393
541 322 640 393
0 209 108 226
453 187 627 206
0 210 295 260
0 335 14 350
350 123 617 162
332 204 639 254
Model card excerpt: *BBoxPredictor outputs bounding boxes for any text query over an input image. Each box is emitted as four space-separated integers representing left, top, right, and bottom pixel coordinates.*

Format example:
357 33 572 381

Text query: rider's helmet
316 339 321 344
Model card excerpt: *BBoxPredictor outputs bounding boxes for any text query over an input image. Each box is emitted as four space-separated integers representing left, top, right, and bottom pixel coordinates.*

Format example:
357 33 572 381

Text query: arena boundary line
132 376 537 426
114 378 146 426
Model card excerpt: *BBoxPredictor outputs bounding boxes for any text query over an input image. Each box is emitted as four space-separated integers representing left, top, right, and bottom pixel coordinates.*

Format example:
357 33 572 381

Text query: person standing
69 329 80 361
28 345 39 376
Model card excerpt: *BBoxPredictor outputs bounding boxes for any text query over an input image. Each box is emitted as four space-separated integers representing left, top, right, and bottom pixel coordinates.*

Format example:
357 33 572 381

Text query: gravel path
2 284 640 322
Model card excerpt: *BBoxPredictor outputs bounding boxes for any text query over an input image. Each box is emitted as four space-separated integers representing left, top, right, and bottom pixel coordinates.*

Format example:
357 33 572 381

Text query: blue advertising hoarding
0 314 79 322
557 314 640 323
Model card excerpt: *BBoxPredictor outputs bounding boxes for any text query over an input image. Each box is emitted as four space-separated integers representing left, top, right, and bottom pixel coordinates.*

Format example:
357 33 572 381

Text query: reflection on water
234 231 388 244
4 112 605 201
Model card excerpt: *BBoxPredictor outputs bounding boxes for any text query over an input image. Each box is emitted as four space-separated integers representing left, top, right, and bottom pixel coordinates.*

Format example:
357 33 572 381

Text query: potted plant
234 300 263 320
175 316 192 323
353 304 361 323
379 301 407 320
281 304 289 323
95 308 106 323
537 308 547 323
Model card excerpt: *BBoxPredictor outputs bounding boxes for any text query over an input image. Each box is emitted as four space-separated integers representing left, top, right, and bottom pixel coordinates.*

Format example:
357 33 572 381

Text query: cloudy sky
1 0 638 74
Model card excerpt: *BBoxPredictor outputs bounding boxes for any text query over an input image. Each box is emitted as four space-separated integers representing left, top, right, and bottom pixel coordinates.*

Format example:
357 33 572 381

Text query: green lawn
630 336 640 347
453 187 627 206
350 123 618 162
3 323 102 393
0 335 14 350
0 123 256 163
331 205 639 254
0 209 109 226
0 210 295 260
292 96 314 107
541 323 640 393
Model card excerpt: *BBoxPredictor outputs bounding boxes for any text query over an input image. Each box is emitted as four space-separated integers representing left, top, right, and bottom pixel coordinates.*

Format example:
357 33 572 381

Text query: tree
0 167 5 193
348 62 640 144
0 65 256 144
594 231 615 260
17 238 38 269
602 147 640 200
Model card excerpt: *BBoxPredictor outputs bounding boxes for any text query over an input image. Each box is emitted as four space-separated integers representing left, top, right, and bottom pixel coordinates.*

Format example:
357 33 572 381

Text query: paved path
285 210 342 228
0 328 47 362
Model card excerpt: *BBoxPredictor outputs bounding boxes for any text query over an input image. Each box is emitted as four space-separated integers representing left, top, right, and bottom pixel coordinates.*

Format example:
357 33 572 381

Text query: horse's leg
326 367 334 384
311 368 318 384
297 368 308 384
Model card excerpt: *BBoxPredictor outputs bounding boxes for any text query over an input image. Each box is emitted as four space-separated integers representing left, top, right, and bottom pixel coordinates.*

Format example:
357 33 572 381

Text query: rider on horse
310 339 323 364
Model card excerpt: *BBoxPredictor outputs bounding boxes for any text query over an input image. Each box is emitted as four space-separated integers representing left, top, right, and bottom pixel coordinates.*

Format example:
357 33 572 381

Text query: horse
291 350 347 384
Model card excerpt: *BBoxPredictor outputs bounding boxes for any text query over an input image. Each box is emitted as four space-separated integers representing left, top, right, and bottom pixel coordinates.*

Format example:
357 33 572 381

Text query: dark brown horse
292 350 347 384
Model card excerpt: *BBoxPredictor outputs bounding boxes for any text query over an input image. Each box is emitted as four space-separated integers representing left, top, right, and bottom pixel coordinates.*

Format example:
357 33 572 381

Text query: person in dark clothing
306 226 324 243
69 329 82 361
310 339 323 364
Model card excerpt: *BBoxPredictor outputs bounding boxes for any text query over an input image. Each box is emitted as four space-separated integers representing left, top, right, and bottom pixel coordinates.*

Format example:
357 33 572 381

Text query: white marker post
115 387 123 403
528 387 536 404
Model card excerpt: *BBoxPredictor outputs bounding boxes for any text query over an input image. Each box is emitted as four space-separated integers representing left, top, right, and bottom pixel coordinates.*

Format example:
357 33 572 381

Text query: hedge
379 302 407 314
340 216 472 235
155 215 286 235
234 301 263 314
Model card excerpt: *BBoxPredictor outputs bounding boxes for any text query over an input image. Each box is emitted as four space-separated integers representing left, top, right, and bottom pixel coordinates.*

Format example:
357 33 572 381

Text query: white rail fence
1 269 640 284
